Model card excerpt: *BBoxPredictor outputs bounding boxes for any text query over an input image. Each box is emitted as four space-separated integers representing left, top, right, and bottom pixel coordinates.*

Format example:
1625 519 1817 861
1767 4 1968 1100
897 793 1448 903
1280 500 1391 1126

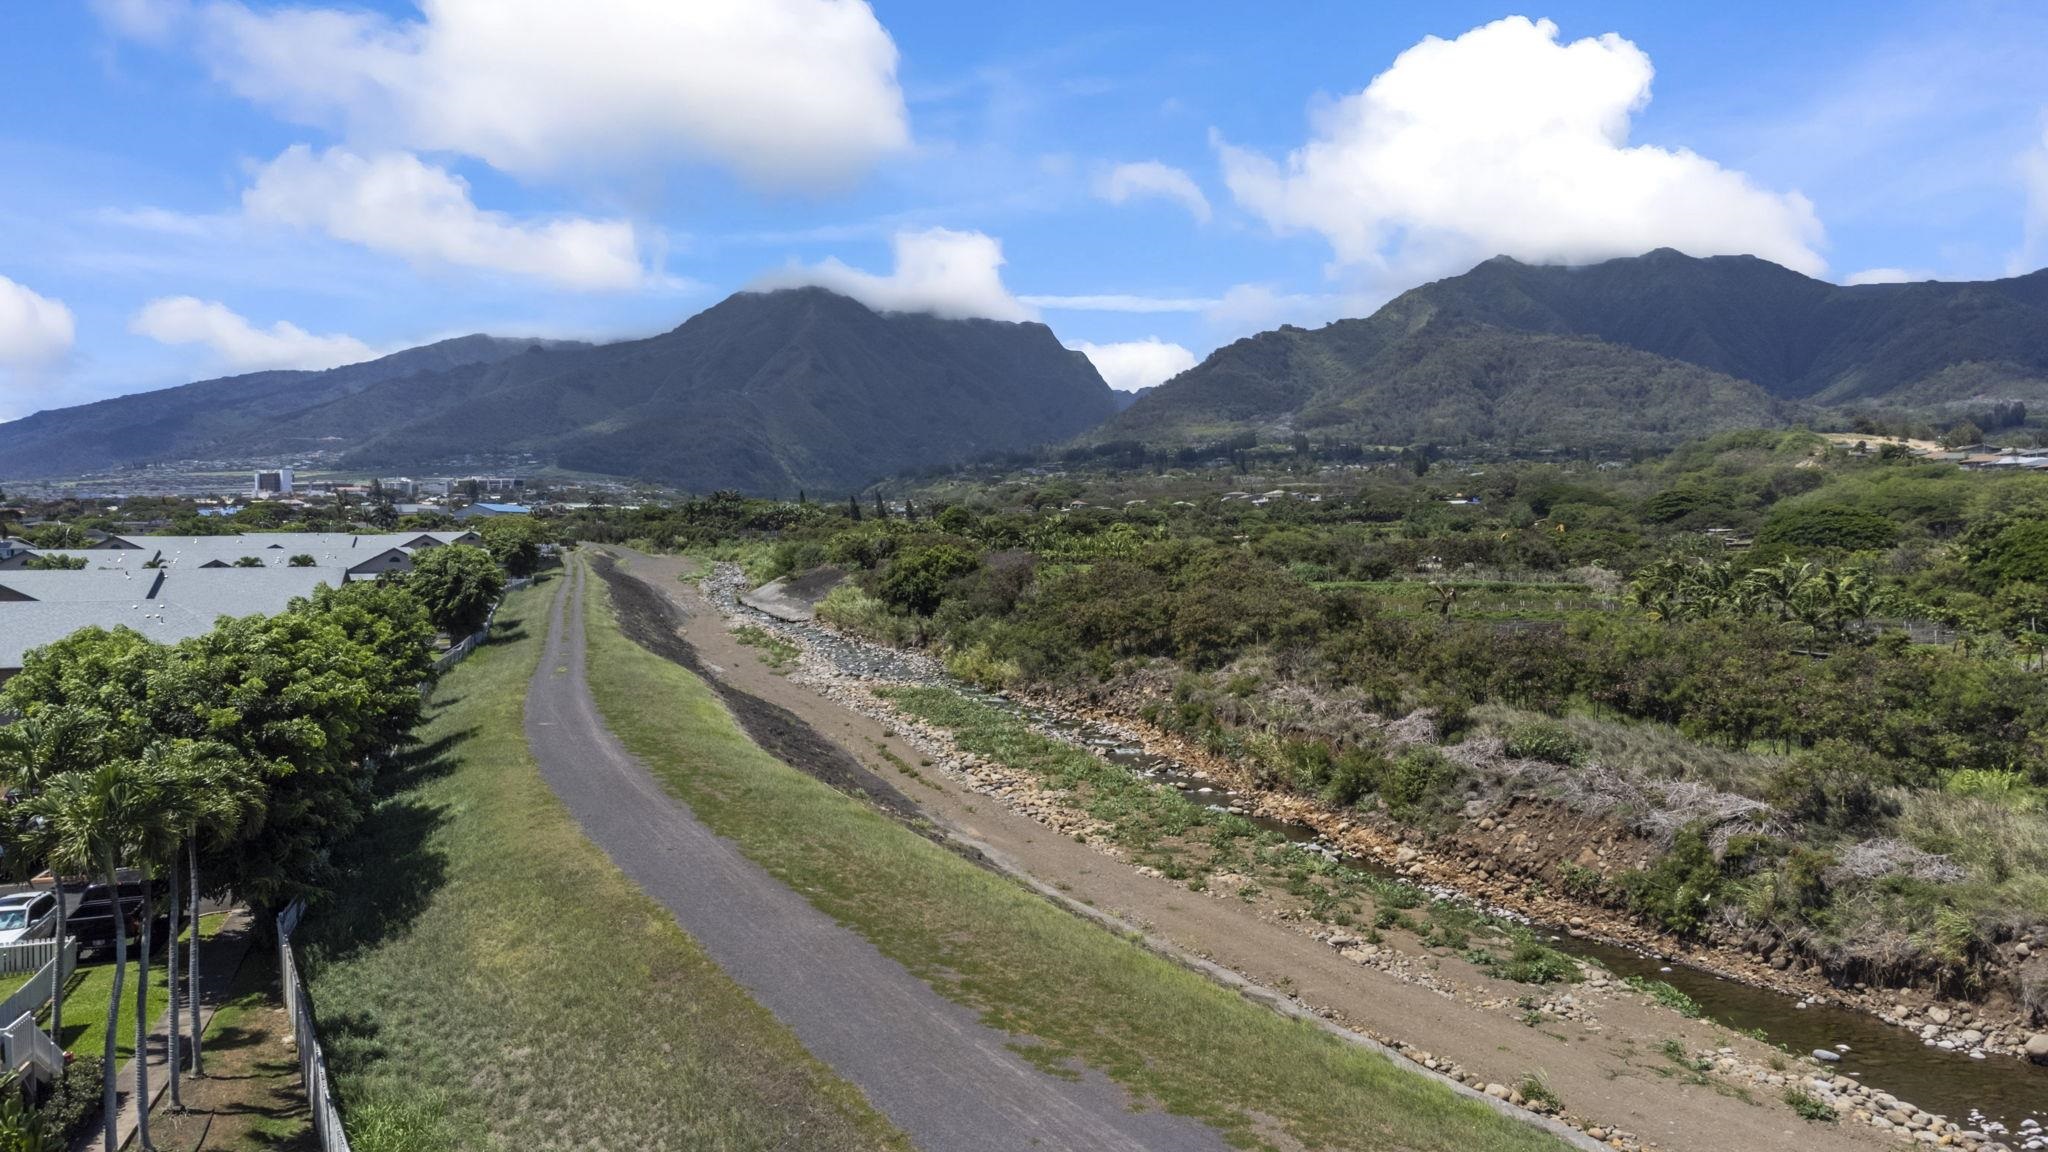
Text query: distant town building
452 502 531 521
460 476 525 494
251 468 295 497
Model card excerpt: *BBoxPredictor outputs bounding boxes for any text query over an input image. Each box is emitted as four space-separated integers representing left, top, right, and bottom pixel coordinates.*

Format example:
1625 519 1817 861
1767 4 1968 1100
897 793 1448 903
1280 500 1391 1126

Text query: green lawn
581 559 1568 1152
40 910 230 1059
298 580 907 1152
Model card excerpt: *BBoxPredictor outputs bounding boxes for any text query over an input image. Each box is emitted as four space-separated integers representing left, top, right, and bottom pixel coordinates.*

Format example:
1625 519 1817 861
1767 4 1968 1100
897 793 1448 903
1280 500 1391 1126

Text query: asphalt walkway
524 559 1227 1152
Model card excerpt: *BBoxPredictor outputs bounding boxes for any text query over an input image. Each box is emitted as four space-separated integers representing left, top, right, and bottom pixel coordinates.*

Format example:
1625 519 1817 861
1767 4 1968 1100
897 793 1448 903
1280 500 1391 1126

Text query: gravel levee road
524 560 1231 1152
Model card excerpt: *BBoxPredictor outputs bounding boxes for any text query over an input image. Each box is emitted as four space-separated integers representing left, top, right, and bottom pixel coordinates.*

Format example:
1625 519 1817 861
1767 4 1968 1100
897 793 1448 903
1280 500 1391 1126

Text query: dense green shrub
875 544 982 616
1766 741 1899 832
1755 503 1897 552
1502 718 1583 765
1381 747 1462 820
1619 826 1724 936
1324 745 1387 807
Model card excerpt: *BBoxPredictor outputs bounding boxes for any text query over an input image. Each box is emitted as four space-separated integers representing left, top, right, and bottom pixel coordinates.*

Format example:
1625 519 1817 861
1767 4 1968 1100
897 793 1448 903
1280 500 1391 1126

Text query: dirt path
525 559 1232 1152
601 547 1903 1152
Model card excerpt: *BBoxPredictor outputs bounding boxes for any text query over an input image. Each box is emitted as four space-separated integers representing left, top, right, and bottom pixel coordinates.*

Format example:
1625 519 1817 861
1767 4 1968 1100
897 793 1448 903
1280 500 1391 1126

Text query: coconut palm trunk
134 874 156 1151
101 858 125 1152
188 841 202 1077
50 870 67 1045
166 854 182 1108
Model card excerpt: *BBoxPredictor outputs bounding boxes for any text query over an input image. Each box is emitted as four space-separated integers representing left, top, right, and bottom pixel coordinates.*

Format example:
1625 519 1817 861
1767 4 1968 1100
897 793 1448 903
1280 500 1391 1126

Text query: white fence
0 934 64 977
0 1010 64 1083
277 900 351 1152
0 938 73 1028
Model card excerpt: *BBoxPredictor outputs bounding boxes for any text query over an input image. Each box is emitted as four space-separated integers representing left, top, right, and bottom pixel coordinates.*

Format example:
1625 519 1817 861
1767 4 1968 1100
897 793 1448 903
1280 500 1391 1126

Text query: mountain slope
1373 249 2048 402
1105 318 1784 451
332 288 1118 493
0 289 1118 494
0 335 580 479
1104 250 2048 449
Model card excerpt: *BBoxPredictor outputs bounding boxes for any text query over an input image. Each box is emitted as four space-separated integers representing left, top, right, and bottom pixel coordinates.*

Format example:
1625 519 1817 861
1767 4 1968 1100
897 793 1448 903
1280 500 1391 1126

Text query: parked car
0 891 56 945
66 881 170 958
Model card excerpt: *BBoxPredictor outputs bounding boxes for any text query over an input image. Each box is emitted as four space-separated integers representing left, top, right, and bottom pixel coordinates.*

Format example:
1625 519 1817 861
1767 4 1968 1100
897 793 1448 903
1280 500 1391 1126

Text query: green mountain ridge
0 288 1118 494
1104 249 2048 450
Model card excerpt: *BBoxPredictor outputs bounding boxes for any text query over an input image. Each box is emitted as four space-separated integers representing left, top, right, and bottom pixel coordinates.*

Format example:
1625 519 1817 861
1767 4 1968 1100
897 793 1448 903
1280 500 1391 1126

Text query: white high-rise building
251 467 295 497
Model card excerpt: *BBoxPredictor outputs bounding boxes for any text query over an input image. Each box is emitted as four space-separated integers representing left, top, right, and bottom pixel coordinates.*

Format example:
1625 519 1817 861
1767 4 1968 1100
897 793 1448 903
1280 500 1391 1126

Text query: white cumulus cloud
131 296 377 372
0 275 76 368
1019 293 1220 314
1097 161 1212 223
2016 123 2048 274
90 0 187 43
1218 16 1825 278
191 0 909 187
243 145 649 290
756 228 1034 321
1843 267 1928 285
1071 338 1198 392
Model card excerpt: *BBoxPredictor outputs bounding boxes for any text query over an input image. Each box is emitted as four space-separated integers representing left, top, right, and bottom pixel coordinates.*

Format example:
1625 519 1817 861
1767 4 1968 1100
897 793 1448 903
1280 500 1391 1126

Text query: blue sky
2 0 2046 418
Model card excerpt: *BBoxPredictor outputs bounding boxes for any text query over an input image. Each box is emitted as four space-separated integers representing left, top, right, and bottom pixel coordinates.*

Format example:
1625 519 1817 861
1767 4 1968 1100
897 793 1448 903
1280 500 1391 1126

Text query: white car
0 892 56 946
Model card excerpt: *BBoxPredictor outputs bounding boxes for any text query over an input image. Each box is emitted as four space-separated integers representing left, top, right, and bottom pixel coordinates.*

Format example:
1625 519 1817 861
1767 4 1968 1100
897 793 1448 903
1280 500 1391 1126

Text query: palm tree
1745 559 1818 622
159 745 257 1092
0 706 109 1052
1627 558 1688 622
24 759 159 1152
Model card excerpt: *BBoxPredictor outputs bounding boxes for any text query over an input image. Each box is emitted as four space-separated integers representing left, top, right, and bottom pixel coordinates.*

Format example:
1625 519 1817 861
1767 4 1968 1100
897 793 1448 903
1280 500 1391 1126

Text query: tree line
0 536 524 1147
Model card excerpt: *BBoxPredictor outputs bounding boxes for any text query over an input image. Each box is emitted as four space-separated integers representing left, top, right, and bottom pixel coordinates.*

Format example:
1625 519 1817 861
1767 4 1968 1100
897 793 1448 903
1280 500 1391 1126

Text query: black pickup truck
66 880 172 958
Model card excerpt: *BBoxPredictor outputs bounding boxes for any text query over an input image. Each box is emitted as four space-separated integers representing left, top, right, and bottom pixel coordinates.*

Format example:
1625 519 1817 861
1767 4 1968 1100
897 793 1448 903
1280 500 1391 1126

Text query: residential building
0 565 337 683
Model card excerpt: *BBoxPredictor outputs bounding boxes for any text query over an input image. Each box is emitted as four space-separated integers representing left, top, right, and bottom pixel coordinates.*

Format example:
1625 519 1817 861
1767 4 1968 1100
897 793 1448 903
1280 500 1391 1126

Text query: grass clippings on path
297 581 909 1152
581 563 1568 1152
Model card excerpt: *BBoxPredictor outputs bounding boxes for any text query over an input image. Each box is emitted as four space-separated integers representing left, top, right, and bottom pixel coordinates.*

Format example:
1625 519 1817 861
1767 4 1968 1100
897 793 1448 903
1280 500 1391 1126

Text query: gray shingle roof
0 567 338 670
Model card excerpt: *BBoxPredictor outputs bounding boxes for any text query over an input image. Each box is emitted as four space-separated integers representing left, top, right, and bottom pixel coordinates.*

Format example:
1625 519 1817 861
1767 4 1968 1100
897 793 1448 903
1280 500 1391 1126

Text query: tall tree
25 760 158 1152
477 516 545 579
405 545 506 638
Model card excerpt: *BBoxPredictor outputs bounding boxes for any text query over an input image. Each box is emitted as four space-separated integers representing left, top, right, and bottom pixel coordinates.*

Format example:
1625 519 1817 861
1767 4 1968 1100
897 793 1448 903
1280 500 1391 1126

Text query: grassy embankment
581 566 1570 1152
297 582 908 1152
879 686 1582 985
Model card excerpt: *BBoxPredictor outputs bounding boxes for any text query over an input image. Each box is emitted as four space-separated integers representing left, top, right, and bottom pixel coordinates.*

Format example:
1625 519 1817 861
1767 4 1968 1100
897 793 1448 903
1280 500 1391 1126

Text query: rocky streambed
694 562 2048 1147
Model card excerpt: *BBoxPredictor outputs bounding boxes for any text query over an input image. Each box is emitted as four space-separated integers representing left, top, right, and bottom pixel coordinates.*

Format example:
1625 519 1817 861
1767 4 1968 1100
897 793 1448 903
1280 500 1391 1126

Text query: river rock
1927 1005 1953 1025
1483 1083 1510 1099
2025 1032 2048 1064
1812 1048 1841 1062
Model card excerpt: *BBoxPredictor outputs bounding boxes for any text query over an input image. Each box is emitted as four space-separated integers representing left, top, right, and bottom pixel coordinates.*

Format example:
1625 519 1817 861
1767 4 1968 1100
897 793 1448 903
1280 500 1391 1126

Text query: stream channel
721 571 2048 1135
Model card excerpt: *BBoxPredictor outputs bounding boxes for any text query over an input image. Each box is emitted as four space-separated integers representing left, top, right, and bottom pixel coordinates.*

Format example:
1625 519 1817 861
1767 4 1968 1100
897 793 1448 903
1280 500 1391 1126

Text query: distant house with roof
0 565 338 684
0 530 488 681
0 531 481 576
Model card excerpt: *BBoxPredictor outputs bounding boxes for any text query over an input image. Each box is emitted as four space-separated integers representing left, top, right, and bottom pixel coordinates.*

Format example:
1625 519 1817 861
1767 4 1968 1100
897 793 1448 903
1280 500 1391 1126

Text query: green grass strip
582 563 1567 1152
302 581 908 1152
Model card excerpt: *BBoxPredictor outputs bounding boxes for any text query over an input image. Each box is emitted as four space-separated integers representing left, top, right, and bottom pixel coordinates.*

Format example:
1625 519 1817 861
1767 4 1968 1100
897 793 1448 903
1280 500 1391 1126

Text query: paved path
525 561 1228 1152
